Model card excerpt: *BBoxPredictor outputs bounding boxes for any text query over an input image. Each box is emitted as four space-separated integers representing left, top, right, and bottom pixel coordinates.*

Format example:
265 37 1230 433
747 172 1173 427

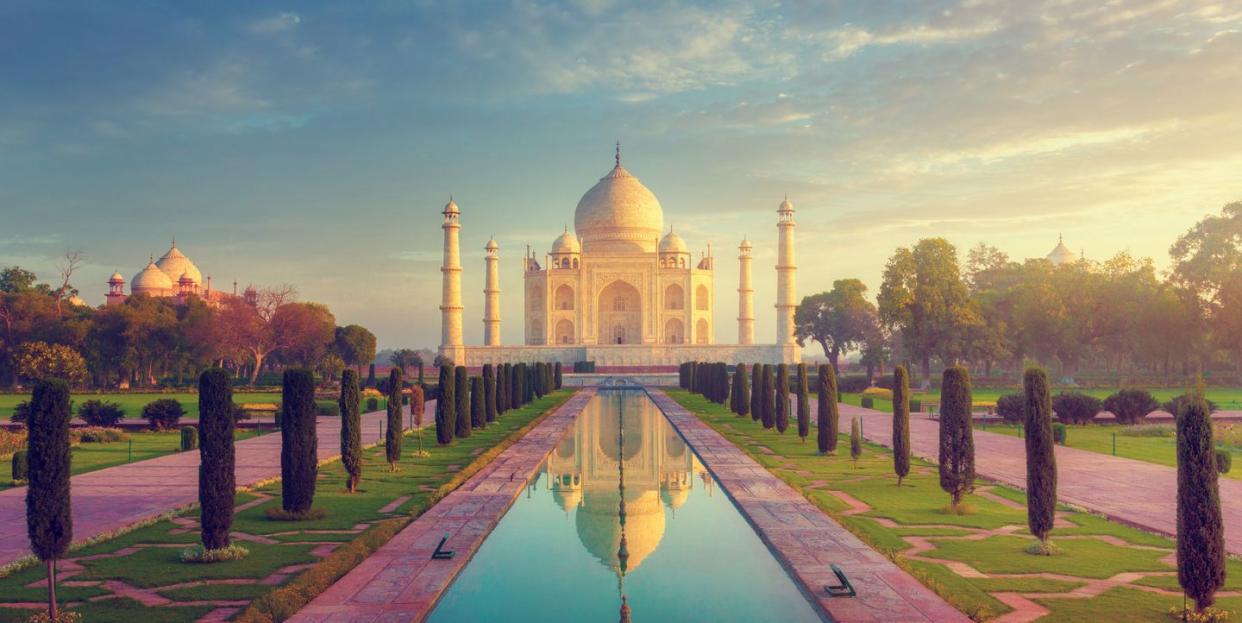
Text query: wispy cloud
247 12 301 35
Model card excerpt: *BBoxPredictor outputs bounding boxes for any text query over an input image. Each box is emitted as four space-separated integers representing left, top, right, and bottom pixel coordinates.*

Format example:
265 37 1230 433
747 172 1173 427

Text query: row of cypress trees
679 361 730 404
433 362 562 447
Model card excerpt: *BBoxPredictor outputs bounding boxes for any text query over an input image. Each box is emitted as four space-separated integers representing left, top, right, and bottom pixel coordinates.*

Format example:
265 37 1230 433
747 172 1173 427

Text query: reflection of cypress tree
434 365 455 445
454 366 471 438
774 363 790 433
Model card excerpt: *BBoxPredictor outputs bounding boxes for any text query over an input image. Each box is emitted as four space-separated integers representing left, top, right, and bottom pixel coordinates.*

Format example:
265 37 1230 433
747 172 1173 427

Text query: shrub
1103 389 1159 424
837 374 871 394
385 368 403 469
11 450 28 482
72 427 127 443
1216 450 1232 474
435 364 455 445
1023 367 1057 548
316 403 340 418
199 368 236 551
27 378 73 618
11 401 31 424
1052 392 1102 424
1177 394 1225 612
861 387 893 400
77 400 124 427
996 393 1024 423
179 543 249 563
180 426 198 451
1053 423 1068 444
1164 393 1219 417
365 397 379 412
454 366 471 439
938 367 975 507
892 365 911 485
142 398 185 430
280 369 318 515
339 369 362 493
861 396 874 409
910 399 923 413
818 364 839 455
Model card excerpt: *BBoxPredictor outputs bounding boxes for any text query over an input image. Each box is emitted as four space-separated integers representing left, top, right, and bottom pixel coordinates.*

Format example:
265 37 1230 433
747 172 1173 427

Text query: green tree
1177 392 1226 613
760 364 775 429
850 416 862 467
795 363 810 442
280 369 318 514
0 266 38 293
338 368 362 492
734 363 750 417
483 364 497 423
389 348 420 374
818 364 839 455
26 378 72 620
750 362 762 422
435 364 455 445
938 366 975 508
14 341 88 384
470 376 485 428
1170 201 1242 371
496 363 509 415
334 325 377 375
199 368 236 549
795 279 880 373
892 365 911 485
454 366 471 438
385 367 403 470
774 363 790 433
1023 367 1057 552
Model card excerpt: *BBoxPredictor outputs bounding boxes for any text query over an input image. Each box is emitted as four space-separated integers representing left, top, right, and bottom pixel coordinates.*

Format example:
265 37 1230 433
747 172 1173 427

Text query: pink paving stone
838 402 1242 555
0 403 420 567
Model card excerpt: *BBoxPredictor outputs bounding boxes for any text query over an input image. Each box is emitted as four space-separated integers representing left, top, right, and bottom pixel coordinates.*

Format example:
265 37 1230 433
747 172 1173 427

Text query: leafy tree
1177 393 1225 613
0 266 38 293
1171 201 1242 368
750 362 762 422
760 364 775 429
483 364 497 423
435 364 455 445
892 365 911 485
496 363 509 415
14 341 87 384
199 368 236 549
26 378 72 620
334 325 376 374
1023 367 1057 552
734 363 750 417
385 368 403 470
795 279 881 373
78 399 124 426
1102 389 1159 425
795 363 810 441
280 369 318 514
818 364 839 455
774 364 790 433
338 368 362 492
470 376 485 428
454 366 471 438
938 366 975 507
388 348 420 374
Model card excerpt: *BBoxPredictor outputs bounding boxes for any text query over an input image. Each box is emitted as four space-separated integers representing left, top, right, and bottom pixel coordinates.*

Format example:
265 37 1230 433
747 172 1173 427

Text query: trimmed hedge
1052 392 1102 424
996 393 1023 423
1103 389 1159 424
11 450 28 482
1052 423 1067 444
78 400 124 427
1216 450 1232 474
180 426 198 451
143 398 185 430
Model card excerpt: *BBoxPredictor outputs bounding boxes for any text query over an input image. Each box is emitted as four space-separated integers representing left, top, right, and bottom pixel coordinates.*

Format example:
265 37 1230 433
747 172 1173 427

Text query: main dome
574 155 664 253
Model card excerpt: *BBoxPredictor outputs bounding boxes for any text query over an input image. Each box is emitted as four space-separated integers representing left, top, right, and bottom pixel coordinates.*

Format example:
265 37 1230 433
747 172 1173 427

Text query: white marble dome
156 242 202 286
574 156 664 253
659 228 688 255
551 228 581 254
132 260 173 294
1047 236 1077 265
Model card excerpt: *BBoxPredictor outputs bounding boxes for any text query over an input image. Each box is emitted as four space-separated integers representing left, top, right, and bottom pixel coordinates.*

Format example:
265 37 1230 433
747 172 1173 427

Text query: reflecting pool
427 389 825 623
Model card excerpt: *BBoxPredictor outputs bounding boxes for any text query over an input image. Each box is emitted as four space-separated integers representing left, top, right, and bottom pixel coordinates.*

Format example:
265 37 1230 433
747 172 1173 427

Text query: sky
1 0 1240 350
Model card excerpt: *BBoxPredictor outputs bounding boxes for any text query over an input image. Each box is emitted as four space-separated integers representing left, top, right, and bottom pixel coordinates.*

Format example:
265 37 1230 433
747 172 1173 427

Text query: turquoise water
427 389 825 623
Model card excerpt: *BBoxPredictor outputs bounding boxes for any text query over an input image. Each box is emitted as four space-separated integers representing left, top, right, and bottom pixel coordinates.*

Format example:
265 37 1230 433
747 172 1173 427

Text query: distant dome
68 295 87 307
132 260 174 294
1047 236 1077 265
738 236 752 252
659 228 688 255
779 195 794 213
551 228 581 254
156 242 202 286
443 196 459 215
108 271 125 283
574 151 664 253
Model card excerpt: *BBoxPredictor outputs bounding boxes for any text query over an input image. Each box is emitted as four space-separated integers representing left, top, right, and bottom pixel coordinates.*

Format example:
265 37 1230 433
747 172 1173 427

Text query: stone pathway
287 391 595 623
0 402 434 567
650 390 970 623
841 403 1242 556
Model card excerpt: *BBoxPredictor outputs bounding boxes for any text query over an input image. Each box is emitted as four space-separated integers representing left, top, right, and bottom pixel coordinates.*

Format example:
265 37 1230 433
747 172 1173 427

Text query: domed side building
438 145 801 368
105 240 251 308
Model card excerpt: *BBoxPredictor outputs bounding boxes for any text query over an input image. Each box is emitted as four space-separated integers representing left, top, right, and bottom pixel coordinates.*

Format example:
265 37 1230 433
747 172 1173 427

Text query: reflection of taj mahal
544 391 706 574
437 145 800 367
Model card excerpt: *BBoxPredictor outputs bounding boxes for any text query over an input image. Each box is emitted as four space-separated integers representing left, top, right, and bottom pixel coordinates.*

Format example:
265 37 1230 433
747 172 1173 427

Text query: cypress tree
796 363 810 442
1023 367 1057 552
200 368 236 549
760 364 775 429
526 363 536 403
366 363 376 388
938 366 975 508
892 365 911 485
26 378 72 620
511 363 523 408
850 416 862 467
280 368 318 514
497 363 509 415
409 385 426 457
1177 393 1225 612
774 363 790 433
818 364 840 454
435 365 455 445
729 364 741 413
532 363 544 398
736 363 750 418
470 376 485 428
454 366 471 438
750 363 762 422
483 364 497 423
385 367 403 469
555 361 563 389
679 362 688 389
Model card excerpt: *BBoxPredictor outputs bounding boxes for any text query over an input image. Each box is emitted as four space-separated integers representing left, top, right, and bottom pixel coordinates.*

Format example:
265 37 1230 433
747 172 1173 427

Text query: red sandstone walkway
0 402 432 568
652 390 970 623
288 390 595 623
840 403 1242 555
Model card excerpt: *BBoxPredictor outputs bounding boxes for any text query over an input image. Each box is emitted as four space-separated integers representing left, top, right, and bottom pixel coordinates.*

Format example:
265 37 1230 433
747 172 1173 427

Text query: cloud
247 12 301 35
821 19 1002 59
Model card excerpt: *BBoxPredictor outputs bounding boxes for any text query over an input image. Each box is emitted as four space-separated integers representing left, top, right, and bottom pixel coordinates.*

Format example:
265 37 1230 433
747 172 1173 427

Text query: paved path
0 401 435 567
840 403 1242 555
288 390 595 623
653 390 969 623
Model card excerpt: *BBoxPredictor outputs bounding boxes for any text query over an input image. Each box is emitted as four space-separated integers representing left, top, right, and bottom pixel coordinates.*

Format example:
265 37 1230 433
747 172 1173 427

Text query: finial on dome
615 140 621 166
1059 232 1063 243
171 236 176 247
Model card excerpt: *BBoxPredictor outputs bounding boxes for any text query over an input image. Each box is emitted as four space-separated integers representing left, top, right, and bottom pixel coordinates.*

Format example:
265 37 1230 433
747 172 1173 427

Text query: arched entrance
665 318 684 344
555 319 575 344
597 280 642 345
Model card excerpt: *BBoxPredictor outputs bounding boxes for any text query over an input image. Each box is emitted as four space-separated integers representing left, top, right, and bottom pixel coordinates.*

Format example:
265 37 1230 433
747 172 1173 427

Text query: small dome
659 228 688 255
132 260 174 294
778 195 794 213
485 237 499 251
108 271 125 283
1047 235 1077 265
178 271 196 284
738 236 752 251
443 196 459 215
156 242 202 286
552 227 581 254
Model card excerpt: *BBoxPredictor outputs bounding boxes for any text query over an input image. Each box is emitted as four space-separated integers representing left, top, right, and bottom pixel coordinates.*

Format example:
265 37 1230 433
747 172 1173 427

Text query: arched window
555 284 574 310
678 257 686 268
572 258 579 268
555 319 574 344
665 284 684 310
695 318 709 344
665 318 684 344
695 284 709 310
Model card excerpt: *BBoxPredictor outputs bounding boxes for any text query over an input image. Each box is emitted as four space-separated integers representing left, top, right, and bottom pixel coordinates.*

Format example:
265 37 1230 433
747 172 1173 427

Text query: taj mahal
437 145 800 367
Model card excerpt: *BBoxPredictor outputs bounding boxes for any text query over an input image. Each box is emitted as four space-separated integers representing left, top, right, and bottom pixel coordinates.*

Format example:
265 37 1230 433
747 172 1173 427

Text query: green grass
840 386 1242 412
1034 587 1242 623
1 429 264 489
0 390 571 622
0 391 389 420
667 389 1228 622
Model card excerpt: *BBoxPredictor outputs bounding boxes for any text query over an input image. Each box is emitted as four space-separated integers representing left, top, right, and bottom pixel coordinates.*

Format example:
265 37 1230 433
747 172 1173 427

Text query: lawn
840 386 1242 414
1 429 265 489
0 390 572 622
667 389 1242 622
0 391 281 420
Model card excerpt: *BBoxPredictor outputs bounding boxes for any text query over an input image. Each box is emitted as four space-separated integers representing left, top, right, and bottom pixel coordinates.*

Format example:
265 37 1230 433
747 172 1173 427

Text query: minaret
483 237 501 346
775 195 797 345
737 237 754 344
439 196 464 360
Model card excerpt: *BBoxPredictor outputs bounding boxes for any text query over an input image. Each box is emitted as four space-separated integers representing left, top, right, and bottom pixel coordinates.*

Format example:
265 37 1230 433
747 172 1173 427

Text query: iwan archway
597 280 641 345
